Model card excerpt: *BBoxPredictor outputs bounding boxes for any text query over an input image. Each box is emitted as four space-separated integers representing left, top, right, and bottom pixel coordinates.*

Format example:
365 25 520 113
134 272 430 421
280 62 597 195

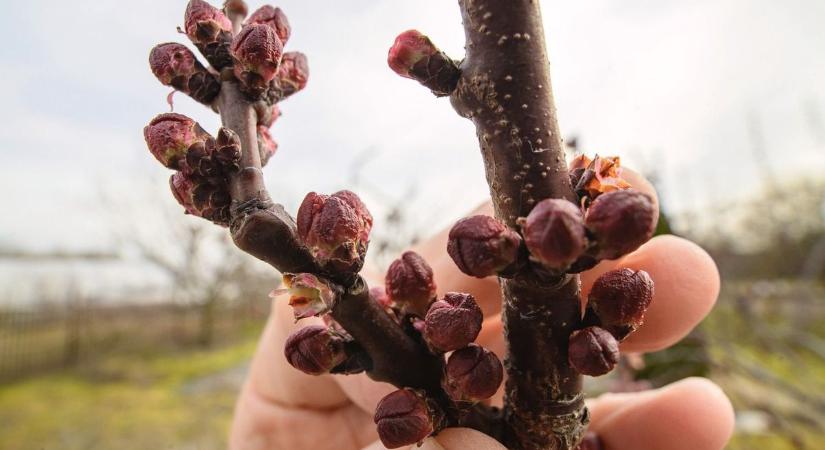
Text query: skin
229 170 735 450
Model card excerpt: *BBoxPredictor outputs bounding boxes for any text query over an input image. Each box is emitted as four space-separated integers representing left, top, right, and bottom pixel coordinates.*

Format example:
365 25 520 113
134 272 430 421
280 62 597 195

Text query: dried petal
276 273 338 320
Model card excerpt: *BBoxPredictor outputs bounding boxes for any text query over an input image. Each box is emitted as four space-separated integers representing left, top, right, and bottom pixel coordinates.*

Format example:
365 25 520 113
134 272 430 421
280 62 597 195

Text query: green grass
0 333 259 450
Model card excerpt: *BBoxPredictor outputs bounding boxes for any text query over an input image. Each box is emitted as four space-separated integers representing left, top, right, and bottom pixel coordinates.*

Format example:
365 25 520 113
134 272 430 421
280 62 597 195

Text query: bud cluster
149 42 221 105
296 190 373 274
513 154 657 274
144 114 241 226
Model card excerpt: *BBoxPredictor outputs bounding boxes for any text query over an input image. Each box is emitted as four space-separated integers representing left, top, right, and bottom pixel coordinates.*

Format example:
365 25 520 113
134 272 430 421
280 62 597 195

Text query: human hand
229 170 734 450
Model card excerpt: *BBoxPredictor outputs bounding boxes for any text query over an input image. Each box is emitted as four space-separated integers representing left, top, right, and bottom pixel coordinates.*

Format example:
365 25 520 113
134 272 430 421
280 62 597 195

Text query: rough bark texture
450 1 587 448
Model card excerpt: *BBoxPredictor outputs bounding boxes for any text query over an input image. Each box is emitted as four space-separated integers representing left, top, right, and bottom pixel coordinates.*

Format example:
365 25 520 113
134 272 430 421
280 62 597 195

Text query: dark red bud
247 5 291 44
568 326 620 376
447 215 522 278
443 344 503 403
257 125 278 166
184 0 232 44
296 191 373 273
374 389 435 449
231 23 284 94
284 325 346 375
519 198 587 270
144 113 205 170
423 292 483 352
149 43 220 104
169 172 230 226
585 190 656 260
589 268 654 340
385 251 437 315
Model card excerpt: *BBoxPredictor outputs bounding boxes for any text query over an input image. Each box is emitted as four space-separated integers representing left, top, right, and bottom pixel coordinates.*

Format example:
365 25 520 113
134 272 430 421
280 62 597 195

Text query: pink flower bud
149 43 220 104
588 268 654 340
169 172 231 225
296 191 373 273
275 51 309 98
231 24 284 94
183 0 232 44
385 251 437 315
585 190 656 260
247 5 291 44
519 199 588 271
443 344 503 403
387 30 460 96
284 325 347 375
568 326 619 376
183 0 233 68
144 113 205 170
388 30 439 78
277 273 338 320
423 292 483 352
257 125 278 166
374 389 435 449
447 215 522 278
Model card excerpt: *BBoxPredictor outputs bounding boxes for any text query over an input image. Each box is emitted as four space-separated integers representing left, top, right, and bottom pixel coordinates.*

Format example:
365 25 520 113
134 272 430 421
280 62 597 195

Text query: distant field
0 282 823 449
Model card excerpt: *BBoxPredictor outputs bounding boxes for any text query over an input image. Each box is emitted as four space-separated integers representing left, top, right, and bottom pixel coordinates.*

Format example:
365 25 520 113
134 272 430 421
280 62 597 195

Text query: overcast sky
1 0 824 252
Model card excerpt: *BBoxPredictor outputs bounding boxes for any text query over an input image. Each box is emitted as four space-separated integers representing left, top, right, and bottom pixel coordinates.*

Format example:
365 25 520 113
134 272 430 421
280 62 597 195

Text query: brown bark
450 1 587 448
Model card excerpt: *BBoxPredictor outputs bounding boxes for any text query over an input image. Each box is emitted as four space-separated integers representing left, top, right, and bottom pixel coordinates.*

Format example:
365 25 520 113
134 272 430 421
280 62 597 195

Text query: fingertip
424 428 507 450
620 236 720 352
595 378 734 450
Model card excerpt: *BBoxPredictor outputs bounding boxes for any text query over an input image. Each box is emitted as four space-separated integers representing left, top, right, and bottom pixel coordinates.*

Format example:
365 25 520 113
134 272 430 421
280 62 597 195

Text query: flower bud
183 0 233 68
387 30 460 96
144 113 206 170
296 191 373 273
284 325 347 375
588 268 654 340
257 125 278 166
231 24 284 96
385 251 436 315
423 292 483 352
374 389 435 449
585 190 656 260
519 198 587 271
274 51 309 99
247 5 291 44
213 127 242 172
275 273 338 320
443 344 503 403
568 326 620 376
149 43 220 104
169 172 231 225
447 215 522 278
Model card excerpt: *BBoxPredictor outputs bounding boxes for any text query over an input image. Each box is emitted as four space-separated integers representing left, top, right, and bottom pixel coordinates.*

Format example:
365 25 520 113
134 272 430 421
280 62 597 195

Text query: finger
419 427 507 450
587 377 734 450
581 235 720 353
